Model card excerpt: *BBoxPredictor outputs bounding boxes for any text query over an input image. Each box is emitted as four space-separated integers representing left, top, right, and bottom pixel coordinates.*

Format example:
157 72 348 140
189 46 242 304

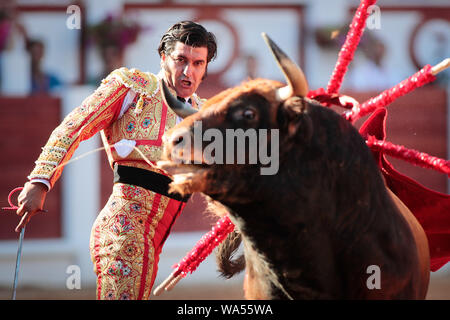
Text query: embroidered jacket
28 67 204 189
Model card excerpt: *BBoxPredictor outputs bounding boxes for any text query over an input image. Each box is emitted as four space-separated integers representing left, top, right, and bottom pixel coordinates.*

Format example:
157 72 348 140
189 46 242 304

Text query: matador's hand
15 182 48 232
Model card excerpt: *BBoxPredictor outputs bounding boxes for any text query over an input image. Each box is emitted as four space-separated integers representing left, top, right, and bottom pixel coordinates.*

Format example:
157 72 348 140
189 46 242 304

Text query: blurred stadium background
0 0 449 300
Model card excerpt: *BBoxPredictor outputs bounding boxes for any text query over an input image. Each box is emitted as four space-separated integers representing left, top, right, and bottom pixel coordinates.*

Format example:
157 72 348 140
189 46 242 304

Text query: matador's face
161 41 208 99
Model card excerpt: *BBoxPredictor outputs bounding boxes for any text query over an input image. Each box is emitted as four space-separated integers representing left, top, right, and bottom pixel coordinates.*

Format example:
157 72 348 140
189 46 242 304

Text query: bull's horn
261 32 308 100
160 79 198 118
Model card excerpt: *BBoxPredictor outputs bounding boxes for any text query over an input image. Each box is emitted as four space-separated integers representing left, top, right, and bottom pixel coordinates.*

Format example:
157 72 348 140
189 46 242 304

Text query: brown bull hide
159 78 429 299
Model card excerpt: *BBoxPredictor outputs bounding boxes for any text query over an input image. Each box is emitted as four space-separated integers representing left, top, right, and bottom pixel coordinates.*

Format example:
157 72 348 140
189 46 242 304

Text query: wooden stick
431 58 450 75
153 271 179 296
165 274 183 291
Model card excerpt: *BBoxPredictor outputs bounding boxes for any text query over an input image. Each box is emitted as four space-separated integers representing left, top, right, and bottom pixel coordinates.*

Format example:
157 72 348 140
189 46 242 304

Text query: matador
15 21 217 300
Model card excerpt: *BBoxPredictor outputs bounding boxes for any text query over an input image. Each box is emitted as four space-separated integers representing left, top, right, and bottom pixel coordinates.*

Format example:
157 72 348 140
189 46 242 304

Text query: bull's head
158 34 358 207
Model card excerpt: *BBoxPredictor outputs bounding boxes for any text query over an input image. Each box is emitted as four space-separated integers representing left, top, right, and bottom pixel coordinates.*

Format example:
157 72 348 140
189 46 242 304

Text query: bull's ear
279 97 313 143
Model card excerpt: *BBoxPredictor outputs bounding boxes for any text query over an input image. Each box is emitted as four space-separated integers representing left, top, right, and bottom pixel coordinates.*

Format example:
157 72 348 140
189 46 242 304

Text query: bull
157 34 430 299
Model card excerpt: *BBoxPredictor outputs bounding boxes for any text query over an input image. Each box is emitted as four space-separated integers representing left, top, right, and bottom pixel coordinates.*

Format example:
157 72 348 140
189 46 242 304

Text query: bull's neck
224 198 335 299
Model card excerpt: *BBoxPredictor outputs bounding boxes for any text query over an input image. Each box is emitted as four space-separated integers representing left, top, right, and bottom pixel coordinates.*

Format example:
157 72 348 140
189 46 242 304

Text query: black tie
177 96 192 104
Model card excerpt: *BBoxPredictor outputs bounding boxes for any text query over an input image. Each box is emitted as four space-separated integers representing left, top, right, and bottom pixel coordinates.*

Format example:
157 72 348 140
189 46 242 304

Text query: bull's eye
243 109 256 120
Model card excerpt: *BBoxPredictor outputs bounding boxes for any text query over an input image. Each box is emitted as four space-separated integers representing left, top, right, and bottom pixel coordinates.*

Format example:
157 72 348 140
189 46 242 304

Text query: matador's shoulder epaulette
106 67 160 114
106 67 159 98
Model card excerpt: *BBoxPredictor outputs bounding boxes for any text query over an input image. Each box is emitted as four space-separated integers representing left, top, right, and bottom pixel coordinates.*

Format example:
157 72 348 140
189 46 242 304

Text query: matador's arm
28 72 131 189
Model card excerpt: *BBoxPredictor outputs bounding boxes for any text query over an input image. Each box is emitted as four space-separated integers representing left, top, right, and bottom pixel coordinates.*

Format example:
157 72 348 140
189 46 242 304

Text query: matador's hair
158 20 217 63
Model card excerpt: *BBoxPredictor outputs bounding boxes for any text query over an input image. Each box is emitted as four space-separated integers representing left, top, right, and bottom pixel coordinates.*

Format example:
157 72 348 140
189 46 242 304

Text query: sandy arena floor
1 272 449 300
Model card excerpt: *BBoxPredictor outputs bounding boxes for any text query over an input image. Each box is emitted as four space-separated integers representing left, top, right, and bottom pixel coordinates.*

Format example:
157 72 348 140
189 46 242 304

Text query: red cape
359 108 450 271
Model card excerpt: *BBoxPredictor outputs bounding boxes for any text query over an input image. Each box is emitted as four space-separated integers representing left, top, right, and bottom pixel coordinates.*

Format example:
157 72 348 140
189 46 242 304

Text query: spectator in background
99 44 123 82
345 36 394 91
26 39 62 94
87 14 143 85
316 24 394 91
